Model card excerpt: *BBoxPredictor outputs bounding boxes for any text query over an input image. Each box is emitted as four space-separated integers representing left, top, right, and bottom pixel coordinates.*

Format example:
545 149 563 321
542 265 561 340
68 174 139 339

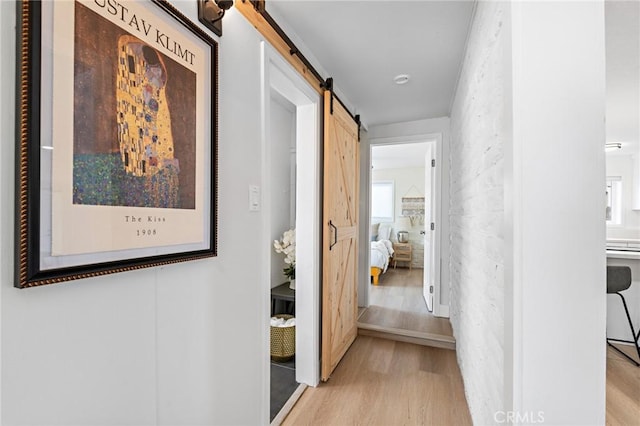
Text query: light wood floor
284 268 639 425
606 345 640 425
283 336 472 426
359 268 453 338
283 342 639 426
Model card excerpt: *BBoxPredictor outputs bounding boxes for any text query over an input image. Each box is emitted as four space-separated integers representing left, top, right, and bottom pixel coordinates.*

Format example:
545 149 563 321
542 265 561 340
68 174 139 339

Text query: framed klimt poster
15 0 218 288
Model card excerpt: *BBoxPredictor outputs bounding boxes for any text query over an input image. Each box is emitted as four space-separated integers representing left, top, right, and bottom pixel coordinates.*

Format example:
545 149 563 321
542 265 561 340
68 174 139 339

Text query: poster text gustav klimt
92 0 196 66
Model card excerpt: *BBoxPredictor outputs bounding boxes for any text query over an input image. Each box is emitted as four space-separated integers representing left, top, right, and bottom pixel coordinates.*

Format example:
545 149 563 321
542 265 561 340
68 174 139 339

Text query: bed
370 239 394 285
370 223 394 285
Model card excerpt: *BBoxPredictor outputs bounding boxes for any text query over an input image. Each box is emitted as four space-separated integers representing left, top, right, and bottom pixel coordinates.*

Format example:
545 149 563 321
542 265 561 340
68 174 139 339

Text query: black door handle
329 220 337 250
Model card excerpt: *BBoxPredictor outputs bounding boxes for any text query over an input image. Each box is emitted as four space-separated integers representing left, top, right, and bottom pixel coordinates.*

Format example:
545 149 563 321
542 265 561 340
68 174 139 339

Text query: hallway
359 268 453 338
282 336 472 425
280 336 640 426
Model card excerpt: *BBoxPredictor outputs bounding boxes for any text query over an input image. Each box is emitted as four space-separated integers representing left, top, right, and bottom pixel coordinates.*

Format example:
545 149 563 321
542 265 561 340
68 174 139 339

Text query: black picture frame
15 0 218 288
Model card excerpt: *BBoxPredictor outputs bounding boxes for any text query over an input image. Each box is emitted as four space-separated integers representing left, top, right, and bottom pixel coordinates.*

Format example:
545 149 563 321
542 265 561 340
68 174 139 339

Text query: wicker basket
270 314 295 362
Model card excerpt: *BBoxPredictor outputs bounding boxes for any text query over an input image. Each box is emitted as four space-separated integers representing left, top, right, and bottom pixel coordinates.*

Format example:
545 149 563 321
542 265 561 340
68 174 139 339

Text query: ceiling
371 143 428 170
263 0 638 162
266 0 475 127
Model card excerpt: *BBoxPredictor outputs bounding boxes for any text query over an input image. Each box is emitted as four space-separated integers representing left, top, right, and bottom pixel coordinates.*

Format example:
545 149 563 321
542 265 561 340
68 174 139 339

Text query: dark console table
271 282 295 316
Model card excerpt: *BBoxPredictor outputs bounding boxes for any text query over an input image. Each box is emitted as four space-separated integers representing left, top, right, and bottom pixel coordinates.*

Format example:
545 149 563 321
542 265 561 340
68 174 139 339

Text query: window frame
371 180 395 223
606 176 623 227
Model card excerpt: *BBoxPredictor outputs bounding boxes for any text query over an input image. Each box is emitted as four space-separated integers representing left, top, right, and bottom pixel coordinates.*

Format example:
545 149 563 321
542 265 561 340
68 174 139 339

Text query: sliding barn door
321 90 359 381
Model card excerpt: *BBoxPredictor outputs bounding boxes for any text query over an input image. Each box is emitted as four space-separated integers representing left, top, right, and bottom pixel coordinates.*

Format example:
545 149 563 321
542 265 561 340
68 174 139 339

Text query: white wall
367 117 451 309
606 154 640 239
358 129 370 307
372 167 426 268
449 2 507 422
1 5 272 425
270 95 296 288
0 3 10 421
450 2 607 425
605 0 639 213
508 2 607 424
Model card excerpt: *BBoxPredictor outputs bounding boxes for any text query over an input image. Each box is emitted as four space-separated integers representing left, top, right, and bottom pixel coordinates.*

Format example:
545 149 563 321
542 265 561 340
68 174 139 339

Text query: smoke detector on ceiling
394 74 410 85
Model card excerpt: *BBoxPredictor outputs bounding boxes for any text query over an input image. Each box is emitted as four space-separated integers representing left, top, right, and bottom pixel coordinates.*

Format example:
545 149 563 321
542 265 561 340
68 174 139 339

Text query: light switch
249 185 260 211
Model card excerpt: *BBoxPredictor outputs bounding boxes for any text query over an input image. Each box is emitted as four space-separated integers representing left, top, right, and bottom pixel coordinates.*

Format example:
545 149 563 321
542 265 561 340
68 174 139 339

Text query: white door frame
365 133 446 317
423 144 435 312
260 41 322 418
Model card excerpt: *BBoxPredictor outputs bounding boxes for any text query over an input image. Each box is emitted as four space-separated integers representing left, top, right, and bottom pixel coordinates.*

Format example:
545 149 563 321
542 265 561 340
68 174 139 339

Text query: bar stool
607 266 640 366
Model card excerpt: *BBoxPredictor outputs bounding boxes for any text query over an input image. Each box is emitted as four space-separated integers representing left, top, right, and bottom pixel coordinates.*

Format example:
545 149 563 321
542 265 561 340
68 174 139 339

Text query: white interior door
423 145 435 311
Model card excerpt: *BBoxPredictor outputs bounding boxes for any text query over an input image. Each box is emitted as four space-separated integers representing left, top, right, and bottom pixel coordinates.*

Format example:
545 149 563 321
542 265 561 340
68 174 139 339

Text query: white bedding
371 239 394 272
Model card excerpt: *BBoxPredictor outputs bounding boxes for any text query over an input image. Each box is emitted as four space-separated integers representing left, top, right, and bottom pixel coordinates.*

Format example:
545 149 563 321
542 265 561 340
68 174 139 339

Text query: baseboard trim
435 304 450 318
271 383 307 426
357 323 456 350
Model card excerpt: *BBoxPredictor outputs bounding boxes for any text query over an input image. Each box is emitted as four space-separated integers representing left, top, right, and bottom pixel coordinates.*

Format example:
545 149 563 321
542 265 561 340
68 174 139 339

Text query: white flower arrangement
273 228 296 280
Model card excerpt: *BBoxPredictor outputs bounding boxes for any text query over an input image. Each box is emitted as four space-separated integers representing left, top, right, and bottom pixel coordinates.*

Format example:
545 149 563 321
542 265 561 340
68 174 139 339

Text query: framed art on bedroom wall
15 0 218 288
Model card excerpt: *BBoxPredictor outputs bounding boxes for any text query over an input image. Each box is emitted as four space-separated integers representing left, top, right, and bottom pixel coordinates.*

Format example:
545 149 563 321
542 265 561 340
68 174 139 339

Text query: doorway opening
359 136 453 346
260 42 322 423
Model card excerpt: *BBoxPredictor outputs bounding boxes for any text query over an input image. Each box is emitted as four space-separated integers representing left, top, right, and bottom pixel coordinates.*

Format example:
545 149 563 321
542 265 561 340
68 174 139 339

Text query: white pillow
377 223 392 241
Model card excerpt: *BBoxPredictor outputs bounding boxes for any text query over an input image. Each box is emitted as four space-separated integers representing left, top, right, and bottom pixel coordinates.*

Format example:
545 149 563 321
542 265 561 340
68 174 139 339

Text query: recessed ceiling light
394 74 410 85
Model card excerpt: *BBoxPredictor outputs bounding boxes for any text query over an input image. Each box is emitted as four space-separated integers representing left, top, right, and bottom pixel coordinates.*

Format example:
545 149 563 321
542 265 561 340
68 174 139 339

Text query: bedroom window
372 181 394 222
606 176 622 226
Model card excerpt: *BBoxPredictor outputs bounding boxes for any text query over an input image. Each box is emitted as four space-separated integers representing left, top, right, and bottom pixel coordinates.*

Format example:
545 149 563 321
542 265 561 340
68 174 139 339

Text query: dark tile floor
270 357 297 422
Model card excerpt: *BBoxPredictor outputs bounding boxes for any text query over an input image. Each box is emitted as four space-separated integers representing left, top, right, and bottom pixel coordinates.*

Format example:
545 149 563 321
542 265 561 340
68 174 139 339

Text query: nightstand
392 242 412 270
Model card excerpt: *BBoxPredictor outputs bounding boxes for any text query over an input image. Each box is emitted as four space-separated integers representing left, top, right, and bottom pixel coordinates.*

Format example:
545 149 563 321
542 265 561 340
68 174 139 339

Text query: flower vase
289 279 296 290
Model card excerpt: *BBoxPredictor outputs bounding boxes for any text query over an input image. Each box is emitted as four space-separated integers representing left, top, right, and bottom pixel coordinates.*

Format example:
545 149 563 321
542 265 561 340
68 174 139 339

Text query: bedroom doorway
359 137 453 345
